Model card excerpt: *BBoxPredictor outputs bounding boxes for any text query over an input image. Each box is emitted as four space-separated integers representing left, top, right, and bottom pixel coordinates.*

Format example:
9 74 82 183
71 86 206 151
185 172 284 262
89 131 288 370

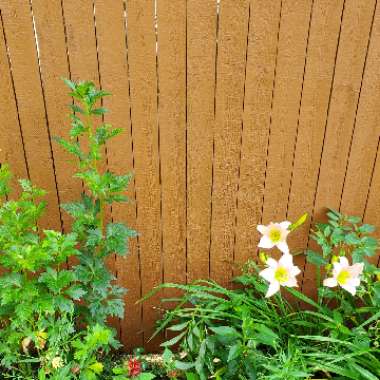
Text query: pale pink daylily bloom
259 254 301 298
257 221 291 255
323 256 364 296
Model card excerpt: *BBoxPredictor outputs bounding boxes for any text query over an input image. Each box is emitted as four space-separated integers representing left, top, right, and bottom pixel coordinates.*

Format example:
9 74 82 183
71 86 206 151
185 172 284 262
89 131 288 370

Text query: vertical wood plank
261 0 313 226
31 0 78 232
340 3 380 218
234 0 282 269
312 0 376 216
302 0 377 296
364 144 380 266
94 0 142 350
286 0 344 265
341 3 380 266
61 0 99 83
157 1 187 285
209 0 250 286
0 14 28 188
0 0 61 230
187 0 216 282
125 0 162 350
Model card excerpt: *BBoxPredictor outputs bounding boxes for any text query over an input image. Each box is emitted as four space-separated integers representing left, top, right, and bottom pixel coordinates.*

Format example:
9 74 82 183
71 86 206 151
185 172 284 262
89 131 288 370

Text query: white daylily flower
257 221 291 254
323 257 364 296
259 254 301 298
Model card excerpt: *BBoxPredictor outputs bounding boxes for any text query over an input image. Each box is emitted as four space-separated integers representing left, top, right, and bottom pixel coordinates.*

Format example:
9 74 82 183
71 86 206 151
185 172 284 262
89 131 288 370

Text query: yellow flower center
274 267 289 283
269 228 282 243
337 269 350 285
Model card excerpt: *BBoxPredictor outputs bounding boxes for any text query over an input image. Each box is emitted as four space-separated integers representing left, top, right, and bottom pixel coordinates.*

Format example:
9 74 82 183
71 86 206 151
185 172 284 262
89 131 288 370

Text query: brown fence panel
209 0 250 287
157 0 187 287
125 0 162 352
287 0 344 285
302 0 377 297
0 13 28 190
261 0 313 224
0 0 379 350
186 0 216 283
31 0 76 232
0 0 61 230
234 0 282 270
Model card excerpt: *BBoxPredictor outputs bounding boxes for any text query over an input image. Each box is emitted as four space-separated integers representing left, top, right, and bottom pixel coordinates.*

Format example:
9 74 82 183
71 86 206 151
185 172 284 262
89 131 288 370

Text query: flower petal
341 283 357 296
283 277 298 288
349 277 361 287
265 281 280 298
276 241 290 255
339 256 349 267
332 263 343 278
258 236 275 249
257 225 268 234
350 262 364 277
279 221 291 230
290 266 301 276
323 277 338 288
279 253 293 267
266 258 278 269
259 267 275 282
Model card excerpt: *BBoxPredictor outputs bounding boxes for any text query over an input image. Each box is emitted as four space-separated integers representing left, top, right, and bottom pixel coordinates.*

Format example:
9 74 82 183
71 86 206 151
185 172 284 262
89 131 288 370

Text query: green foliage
147 211 380 380
0 79 136 379
307 209 380 312
56 79 136 326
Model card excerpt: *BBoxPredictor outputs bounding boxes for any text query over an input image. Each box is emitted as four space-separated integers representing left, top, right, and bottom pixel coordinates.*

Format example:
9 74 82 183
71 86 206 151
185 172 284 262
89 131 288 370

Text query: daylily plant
323 256 364 296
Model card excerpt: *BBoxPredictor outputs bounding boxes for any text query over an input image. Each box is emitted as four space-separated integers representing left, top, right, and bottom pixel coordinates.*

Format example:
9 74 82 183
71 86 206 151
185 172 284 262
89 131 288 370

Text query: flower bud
259 251 268 264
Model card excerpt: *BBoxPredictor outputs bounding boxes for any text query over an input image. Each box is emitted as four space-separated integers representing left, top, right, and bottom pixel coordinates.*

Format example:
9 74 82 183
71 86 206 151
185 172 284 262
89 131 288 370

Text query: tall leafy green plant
0 80 136 379
56 79 137 325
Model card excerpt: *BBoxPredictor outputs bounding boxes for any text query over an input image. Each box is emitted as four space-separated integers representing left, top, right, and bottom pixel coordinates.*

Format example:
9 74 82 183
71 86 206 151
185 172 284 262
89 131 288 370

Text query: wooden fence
0 0 379 351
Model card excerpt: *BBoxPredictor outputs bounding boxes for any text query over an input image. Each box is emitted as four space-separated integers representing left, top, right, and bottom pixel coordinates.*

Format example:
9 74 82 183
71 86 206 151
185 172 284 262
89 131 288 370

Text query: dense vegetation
0 81 379 380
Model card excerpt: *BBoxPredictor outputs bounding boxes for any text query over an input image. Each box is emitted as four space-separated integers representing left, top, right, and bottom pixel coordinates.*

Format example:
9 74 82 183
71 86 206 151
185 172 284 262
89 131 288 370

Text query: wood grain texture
343 2 380 266
125 0 162 351
31 0 78 232
364 143 380 266
286 0 344 271
261 0 313 226
312 0 376 217
0 0 379 349
210 0 250 286
61 0 99 83
94 0 142 350
234 0 282 270
186 0 216 282
302 0 377 296
0 13 28 189
157 0 187 286
0 0 61 230
340 3 380 218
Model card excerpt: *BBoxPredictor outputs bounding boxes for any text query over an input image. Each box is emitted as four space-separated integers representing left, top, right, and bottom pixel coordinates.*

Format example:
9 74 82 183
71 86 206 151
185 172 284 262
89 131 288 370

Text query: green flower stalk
56 79 137 325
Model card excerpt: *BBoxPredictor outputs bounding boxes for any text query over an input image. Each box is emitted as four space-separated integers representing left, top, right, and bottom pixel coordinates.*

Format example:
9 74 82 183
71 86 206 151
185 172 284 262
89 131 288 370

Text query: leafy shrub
0 80 136 379
147 212 380 380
